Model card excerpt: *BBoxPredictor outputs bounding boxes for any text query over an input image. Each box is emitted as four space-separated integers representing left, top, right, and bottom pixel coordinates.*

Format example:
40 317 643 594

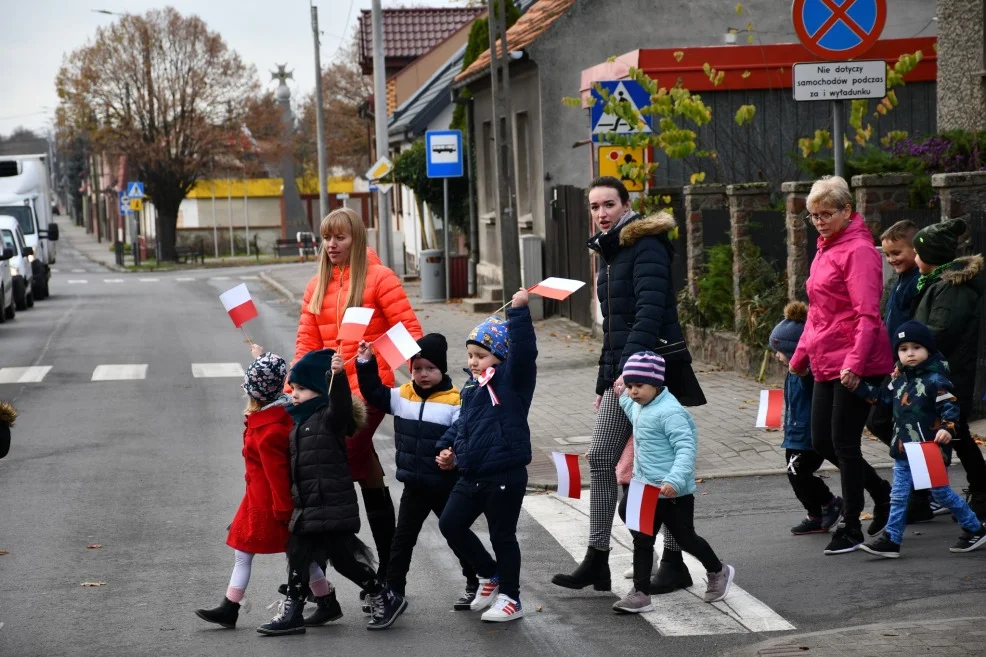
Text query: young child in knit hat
768 302 844 536
613 351 735 613
849 320 986 558
435 289 537 623
356 333 479 609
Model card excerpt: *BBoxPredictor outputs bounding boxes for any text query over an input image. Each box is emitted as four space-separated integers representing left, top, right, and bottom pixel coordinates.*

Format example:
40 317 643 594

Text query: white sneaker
481 594 524 622
623 566 634 579
623 560 659 579
470 577 499 611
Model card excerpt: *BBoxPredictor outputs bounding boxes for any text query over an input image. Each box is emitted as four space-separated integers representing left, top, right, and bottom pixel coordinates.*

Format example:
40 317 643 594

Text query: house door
547 185 593 328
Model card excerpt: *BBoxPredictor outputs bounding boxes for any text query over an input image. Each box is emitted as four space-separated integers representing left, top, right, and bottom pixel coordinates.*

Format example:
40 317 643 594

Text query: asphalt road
1 242 984 657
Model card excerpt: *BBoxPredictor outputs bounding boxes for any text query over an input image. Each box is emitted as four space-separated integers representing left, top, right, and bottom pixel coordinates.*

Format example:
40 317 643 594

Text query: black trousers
387 482 478 596
786 449 833 517
618 493 721 594
811 378 891 530
953 405 986 494
287 533 381 600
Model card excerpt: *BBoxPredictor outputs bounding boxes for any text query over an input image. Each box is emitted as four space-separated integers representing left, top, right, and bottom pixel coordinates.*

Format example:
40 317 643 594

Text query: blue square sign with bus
425 130 463 178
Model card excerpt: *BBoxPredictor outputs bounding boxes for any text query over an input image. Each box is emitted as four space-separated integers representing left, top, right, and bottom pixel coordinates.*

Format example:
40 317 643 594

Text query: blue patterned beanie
243 352 288 403
468 316 509 361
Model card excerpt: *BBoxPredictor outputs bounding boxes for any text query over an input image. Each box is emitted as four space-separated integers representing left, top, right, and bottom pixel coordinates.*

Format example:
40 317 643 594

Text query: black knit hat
893 320 936 354
914 219 967 266
288 348 335 395
411 333 448 374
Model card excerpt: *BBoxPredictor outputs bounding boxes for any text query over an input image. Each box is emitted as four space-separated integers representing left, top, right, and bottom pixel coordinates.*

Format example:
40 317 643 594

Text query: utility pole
488 0 521 295
371 0 391 268
311 3 329 222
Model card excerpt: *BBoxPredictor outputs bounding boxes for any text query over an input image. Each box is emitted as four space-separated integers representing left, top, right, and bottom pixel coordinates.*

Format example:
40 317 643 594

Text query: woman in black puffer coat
552 177 705 596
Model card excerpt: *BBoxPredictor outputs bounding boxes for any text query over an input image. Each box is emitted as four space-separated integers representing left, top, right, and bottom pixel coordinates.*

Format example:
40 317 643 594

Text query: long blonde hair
244 397 263 414
307 208 369 315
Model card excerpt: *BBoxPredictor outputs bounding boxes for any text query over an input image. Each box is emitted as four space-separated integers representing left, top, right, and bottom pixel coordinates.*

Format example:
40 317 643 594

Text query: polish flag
755 389 784 428
551 452 581 499
373 322 421 372
338 307 374 342
625 479 660 536
219 283 258 328
904 442 950 490
529 277 586 301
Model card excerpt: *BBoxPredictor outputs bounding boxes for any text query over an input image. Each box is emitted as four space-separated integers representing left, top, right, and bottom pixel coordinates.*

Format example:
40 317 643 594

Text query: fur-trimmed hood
619 212 677 247
939 255 984 287
0 401 16 427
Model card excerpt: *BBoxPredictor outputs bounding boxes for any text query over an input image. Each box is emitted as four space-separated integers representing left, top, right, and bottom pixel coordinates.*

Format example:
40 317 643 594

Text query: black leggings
811 377 890 530
286 533 381 600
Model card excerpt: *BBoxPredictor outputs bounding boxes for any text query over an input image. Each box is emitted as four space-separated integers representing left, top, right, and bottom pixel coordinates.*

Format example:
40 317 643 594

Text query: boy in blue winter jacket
612 351 734 614
769 302 843 535
435 289 536 623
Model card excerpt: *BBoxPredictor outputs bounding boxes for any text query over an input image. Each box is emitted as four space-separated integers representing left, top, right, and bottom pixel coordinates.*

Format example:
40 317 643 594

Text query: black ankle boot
195 597 240 629
551 547 611 591
650 550 692 594
304 591 343 626
362 487 396 580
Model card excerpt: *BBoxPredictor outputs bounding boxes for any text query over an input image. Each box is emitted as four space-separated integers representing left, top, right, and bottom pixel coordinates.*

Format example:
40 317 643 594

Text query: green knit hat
914 219 967 266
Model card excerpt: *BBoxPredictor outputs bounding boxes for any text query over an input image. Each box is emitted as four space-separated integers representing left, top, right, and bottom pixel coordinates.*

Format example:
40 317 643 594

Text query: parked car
0 155 60 300
0 245 14 322
0 215 33 309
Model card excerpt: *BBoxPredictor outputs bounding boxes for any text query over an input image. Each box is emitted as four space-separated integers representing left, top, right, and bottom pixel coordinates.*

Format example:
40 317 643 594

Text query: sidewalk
729 616 986 657
57 217 124 271
261 264 901 489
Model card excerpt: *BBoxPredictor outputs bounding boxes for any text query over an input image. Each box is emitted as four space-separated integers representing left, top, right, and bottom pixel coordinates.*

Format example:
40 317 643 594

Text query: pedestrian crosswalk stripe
191 363 245 378
50 268 59 273
67 279 87 284
239 275 259 280
211 276 231 281
72 269 85 273
139 278 159 283
176 277 196 282
522 492 795 636
91 364 148 381
104 279 124 284
0 366 52 384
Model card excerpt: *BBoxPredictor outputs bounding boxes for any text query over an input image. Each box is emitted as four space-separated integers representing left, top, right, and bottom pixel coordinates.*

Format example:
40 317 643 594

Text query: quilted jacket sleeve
356 356 394 415
257 425 294 522
374 267 423 340
933 374 961 439
288 278 325 393
622 238 672 371
661 410 697 496
504 306 537 403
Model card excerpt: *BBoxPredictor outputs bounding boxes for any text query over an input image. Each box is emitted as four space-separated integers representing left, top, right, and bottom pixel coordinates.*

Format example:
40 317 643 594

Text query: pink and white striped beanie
622 351 666 387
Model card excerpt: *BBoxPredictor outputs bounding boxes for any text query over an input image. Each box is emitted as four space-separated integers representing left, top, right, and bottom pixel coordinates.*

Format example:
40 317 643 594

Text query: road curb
259 271 299 305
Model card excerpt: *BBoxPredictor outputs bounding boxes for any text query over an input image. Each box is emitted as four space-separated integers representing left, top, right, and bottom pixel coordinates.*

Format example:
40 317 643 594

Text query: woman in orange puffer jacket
292 207 423 583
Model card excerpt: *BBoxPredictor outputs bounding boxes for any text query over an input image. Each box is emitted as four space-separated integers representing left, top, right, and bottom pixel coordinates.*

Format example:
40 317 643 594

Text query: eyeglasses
802 208 847 227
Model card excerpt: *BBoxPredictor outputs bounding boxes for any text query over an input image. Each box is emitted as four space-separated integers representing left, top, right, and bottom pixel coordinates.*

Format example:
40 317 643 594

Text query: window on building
482 120 494 211
514 111 531 217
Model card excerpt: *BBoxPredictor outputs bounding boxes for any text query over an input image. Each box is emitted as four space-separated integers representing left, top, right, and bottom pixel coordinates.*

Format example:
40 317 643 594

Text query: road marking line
67 279 88 284
176 277 196 282
91 364 148 381
139 278 160 283
191 363 245 378
71 268 85 273
0 366 52 384
523 492 794 635
211 276 231 281
50 268 60 273
104 279 124 284
238 275 259 280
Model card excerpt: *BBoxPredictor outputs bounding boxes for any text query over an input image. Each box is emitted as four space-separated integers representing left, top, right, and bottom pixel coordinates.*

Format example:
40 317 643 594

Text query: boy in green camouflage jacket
849 320 986 558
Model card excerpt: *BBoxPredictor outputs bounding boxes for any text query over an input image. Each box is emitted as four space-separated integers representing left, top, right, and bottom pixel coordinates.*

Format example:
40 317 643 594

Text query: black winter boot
362 487 396 580
304 591 343 626
194 597 240 629
650 549 693 594
256 597 306 636
550 547 611 591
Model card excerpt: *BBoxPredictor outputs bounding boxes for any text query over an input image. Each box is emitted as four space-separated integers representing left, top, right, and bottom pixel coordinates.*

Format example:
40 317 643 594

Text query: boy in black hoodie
258 348 406 636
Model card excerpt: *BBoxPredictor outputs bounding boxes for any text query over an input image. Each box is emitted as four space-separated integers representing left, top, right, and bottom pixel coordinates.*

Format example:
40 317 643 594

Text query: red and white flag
625 479 660 535
529 277 586 301
904 441 950 490
755 389 784 428
373 322 421 372
219 283 258 328
551 452 581 499
338 307 374 342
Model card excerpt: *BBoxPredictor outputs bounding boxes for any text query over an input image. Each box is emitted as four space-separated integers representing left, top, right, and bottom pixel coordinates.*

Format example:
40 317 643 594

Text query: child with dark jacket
356 332 479 609
258 348 406 636
435 289 536 623
851 321 986 558
769 302 843 535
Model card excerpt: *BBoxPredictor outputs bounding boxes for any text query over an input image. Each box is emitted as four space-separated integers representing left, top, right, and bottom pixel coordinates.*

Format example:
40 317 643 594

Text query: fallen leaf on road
737 405 747 410
0 550 8 555
549 332 558 337
765 428 780 432
860 512 873 520
701 492 709 495
535 604 543 613
696 478 704 484
80 582 106 587
743 399 758 403
87 544 102 550
868 436 878 441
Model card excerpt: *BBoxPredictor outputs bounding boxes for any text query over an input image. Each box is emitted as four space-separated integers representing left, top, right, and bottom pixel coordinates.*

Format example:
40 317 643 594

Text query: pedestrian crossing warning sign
598 146 644 191
591 80 653 142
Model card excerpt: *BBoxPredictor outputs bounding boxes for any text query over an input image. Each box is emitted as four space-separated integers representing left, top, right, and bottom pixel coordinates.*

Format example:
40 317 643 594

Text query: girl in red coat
195 345 339 629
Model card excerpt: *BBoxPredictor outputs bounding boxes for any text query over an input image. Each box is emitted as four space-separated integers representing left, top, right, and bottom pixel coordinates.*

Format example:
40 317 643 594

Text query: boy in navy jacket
436 288 536 623
769 302 843 535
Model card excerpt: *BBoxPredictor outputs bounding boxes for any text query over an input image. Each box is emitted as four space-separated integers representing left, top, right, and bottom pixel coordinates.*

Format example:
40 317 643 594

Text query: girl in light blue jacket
612 352 735 614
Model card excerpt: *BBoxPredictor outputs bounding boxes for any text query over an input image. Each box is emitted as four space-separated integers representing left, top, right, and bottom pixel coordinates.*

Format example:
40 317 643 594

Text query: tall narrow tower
272 64 309 237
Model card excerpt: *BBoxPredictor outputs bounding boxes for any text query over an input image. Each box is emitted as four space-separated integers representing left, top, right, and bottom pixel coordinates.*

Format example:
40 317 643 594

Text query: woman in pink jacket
789 176 893 557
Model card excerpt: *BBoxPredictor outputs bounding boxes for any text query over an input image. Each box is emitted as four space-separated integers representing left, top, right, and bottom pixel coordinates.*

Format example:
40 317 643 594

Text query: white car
0 215 33 309
0 242 13 323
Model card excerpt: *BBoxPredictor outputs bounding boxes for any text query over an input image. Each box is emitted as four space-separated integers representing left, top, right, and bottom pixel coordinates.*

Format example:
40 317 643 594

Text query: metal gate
547 185 593 327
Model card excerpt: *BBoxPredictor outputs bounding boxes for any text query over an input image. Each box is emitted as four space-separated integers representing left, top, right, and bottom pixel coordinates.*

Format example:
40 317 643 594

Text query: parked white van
0 156 59 300
0 215 34 309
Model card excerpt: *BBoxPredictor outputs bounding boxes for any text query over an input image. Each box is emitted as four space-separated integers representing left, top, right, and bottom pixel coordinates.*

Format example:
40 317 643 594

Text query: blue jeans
885 458 982 545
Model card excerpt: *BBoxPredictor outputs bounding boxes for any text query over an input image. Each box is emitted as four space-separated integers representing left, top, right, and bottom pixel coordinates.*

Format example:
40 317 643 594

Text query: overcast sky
0 0 466 137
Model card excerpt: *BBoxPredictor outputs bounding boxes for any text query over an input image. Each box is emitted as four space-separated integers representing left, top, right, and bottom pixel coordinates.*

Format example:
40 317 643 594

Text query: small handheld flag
756 389 784 428
625 479 660 535
374 322 421 371
551 452 581 499
220 283 259 328
903 442 950 490
529 277 586 301
338 307 374 342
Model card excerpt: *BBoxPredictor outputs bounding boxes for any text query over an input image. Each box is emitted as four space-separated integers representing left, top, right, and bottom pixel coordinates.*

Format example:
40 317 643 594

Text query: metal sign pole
444 178 450 302
832 100 845 179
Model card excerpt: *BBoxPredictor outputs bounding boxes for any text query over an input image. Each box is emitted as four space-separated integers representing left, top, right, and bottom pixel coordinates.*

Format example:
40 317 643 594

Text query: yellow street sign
598 146 645 191
365 156 393 181
129 198 143 211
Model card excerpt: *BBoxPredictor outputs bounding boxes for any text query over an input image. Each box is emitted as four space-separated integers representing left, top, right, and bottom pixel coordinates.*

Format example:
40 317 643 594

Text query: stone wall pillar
852 172 914 237
931 172 986 221
682 184 728 297
937 0 986 132
727 183 772 333
782 181 814 303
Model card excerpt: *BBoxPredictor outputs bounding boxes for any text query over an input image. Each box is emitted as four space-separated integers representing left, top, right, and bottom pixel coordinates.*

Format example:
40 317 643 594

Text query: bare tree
55 8 258 259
